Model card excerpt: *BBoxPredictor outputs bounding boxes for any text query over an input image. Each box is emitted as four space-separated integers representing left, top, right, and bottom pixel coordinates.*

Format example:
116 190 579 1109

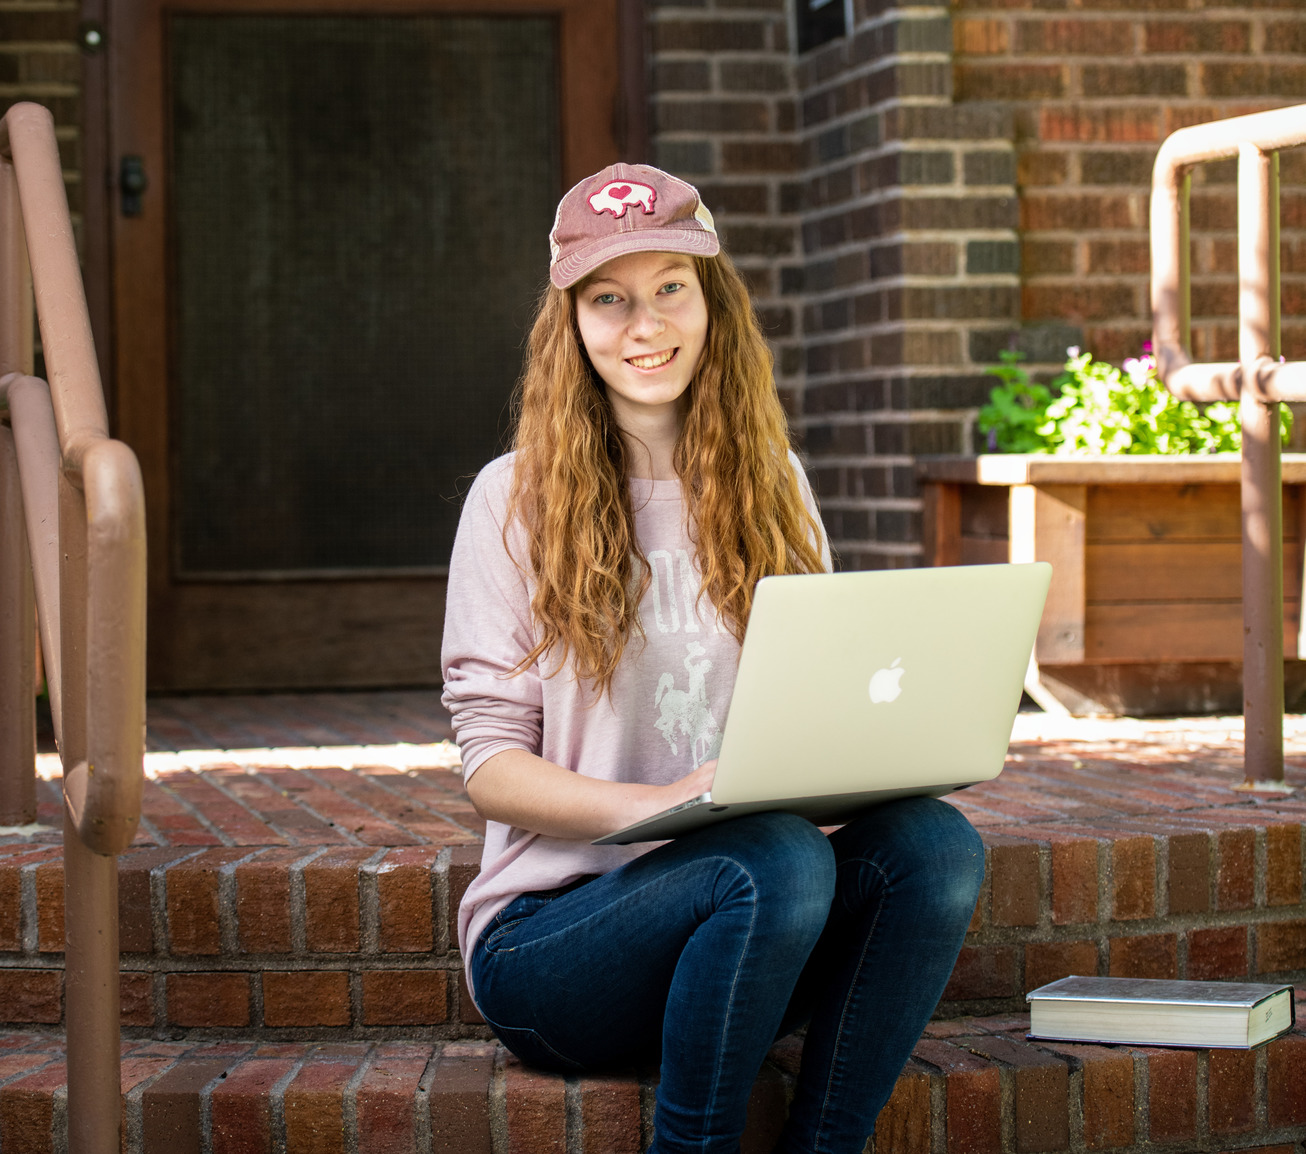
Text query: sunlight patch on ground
35 741 464 781
30 714 1306 785
0 822 53 836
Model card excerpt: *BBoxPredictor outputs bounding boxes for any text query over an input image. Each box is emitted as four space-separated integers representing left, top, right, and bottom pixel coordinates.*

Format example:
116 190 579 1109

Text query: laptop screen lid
707 562 1051 806
593 562 1050 844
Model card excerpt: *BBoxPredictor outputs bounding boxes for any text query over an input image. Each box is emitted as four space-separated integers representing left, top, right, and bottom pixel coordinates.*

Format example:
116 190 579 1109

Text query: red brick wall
647 0 805 409
953 0 1306 368
795 0 1306 569
791 0 1021 568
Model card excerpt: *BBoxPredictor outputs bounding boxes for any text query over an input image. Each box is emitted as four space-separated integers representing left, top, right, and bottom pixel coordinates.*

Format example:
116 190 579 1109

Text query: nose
627 297 665 339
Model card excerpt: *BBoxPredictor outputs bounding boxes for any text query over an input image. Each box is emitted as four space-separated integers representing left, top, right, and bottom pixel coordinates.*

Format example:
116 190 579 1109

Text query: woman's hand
465 749 719 842
673 759 717 806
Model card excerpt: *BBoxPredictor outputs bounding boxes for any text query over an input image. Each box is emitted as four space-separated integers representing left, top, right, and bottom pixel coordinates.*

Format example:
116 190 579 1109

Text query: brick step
3 718 1306 1037
4 839 1306 1035
0 840 488 1037
2 1011 1305 1154
3 826 1306 1037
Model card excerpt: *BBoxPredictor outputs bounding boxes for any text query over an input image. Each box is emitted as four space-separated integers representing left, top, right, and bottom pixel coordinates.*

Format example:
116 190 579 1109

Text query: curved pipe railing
70 435 147 850
1151 102 1306 790
1152 104 1306 404
2 101 147 1153
1 103 145 852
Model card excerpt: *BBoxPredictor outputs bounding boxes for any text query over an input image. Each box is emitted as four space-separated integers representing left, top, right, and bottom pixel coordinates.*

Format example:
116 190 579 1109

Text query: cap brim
551 228 720 289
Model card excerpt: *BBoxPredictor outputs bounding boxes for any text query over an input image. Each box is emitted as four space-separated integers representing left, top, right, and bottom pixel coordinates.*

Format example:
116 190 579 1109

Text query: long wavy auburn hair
506 250 825 695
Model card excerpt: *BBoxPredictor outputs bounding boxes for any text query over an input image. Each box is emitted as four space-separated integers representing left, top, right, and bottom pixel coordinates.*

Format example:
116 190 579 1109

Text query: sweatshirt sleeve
440 457 545 781
788 449 833 573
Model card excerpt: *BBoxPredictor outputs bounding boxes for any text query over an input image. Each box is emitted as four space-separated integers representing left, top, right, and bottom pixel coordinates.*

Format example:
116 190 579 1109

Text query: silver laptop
594 562 1051 845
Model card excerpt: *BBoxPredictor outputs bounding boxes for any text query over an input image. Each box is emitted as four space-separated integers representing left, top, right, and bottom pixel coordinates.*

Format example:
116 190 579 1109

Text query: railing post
1238 143 1285 787
1179 170 1191 352
62 815 121 1154
7 376 63 742
0 149 33 374
0 423 36 823
58 461 123 1153
1 123 37 826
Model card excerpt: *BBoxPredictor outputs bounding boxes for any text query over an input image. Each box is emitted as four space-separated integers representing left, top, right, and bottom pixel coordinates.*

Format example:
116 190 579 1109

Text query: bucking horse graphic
654 642 721 765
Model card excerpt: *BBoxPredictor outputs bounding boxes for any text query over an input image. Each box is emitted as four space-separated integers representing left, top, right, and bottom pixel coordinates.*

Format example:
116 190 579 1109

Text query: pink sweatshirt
441 452 828 998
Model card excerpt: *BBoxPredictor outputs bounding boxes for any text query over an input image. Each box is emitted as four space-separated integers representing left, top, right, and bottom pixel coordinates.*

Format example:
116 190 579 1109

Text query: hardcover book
1026 976 1295 1049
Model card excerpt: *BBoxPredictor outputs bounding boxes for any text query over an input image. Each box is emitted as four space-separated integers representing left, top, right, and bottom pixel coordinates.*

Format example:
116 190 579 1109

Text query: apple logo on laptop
868 658 904 704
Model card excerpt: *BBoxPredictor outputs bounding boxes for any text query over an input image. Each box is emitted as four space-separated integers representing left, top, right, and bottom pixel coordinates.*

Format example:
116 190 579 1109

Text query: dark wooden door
107 0 623 690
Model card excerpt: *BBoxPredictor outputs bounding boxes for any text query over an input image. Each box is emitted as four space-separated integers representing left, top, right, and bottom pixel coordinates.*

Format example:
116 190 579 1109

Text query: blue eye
593 292 619 305
661 282 684 294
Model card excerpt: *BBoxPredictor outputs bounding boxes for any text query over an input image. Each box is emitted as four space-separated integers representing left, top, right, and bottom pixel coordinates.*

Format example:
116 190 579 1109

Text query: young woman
441 163 984 1154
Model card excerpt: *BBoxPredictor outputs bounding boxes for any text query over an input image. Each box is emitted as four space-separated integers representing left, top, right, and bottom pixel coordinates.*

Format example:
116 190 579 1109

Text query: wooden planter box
918 454 1306 716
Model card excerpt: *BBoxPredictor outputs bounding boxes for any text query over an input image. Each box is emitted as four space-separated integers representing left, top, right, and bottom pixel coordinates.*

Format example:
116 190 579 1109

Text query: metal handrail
1 102 147 1154
1151 102 1306 791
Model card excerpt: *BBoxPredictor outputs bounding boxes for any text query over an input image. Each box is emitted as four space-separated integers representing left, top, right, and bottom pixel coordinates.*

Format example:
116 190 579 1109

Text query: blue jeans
470 798 984 1154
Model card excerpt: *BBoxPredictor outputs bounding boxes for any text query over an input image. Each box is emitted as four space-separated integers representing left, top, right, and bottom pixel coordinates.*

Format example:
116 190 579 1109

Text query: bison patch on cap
588 181 657 219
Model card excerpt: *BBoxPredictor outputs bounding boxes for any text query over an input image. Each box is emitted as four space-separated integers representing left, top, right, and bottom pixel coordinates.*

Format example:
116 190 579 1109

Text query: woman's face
574 251 709 433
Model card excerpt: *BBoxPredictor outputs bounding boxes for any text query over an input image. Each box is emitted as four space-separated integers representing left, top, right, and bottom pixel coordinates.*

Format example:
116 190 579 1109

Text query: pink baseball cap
548 163 720 289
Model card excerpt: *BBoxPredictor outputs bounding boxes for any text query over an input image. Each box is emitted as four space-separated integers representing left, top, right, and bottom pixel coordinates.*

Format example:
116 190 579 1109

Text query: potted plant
918 347 1306 716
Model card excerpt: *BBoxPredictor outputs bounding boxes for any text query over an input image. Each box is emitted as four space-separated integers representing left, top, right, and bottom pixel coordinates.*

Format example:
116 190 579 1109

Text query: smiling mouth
626 348 677 370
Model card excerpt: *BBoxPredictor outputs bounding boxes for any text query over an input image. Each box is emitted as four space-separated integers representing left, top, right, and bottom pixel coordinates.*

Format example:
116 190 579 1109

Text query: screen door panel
170 15 558 576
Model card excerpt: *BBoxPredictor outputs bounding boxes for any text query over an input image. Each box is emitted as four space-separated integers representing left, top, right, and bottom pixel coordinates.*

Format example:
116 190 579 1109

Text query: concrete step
2 1011 1305 1154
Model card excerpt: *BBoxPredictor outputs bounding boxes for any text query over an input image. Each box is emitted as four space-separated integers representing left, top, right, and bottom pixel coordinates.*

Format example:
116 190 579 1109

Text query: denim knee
835 796 984 925
696 812 837 945
918 800 985 923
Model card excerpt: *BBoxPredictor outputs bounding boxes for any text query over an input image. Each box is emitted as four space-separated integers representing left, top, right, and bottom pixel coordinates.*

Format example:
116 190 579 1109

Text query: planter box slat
961 539 1007 566
960 485 1009 537
1035 661 1306 716
1085 484 1303 542
1087 601 1302 663
917 455 1306 715
1012 484 1086 664
1086 542 1303 603
921 479 962 567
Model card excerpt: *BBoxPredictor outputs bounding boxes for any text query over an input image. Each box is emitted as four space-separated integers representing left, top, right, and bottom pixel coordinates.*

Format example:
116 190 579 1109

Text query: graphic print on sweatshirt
646 549 724 766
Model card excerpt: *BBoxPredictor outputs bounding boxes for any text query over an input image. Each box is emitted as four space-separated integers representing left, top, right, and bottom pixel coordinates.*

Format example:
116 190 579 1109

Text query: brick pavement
3 695 1306 1151
18 694 1306 849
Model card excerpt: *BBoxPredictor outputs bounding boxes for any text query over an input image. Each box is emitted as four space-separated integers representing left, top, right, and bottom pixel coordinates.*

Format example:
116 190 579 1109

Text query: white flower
1123 357 1150 387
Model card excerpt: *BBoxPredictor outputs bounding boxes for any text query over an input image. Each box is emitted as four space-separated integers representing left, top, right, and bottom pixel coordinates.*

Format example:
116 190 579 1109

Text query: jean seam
477 1004 586 1071
482 920 524 953
813 856 889 1154
701 861 758 1153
